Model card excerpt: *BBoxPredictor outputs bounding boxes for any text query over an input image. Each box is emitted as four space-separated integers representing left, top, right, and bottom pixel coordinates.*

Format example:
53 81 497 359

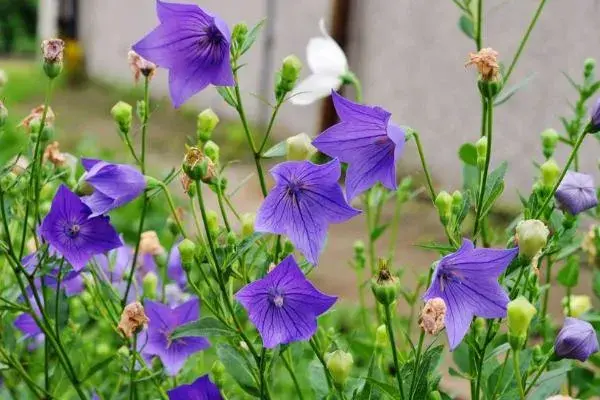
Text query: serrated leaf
557 255 579 288
217 344 259 397
494 74 536 106
240 20 266 55
217 87 237 108
458 15 475 39
171 317 236 340
459 143 478 166
262 141 286 158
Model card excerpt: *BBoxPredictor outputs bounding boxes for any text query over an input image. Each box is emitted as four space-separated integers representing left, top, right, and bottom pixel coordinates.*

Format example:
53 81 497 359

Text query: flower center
439 270 462 292
66 224 81 238
268 288 285 308
197 24 226 64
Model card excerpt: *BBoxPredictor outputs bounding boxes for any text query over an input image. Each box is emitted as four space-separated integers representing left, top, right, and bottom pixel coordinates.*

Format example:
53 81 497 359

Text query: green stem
384 304 405 400
344 71 363 103
473 99 493 240
409 131 436 203
534 131 587 219
140 77 150 173
54 258 65 337
216 182 232 232
281 349 304 400
43 277 49 395
475 0 483 50
513 350 526 400
524 351 553 395
129 334 137 400
309 338 334 391
258 100 284 154
259 347 271 400
474 320 496 400
0 348 49 398
158 182 186 237
503 0 548 85
490 349 511 400
541 256 553 338
409 332 425 399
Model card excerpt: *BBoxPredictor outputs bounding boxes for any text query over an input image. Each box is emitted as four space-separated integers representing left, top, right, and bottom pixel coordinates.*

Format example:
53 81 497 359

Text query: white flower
290 19 348 105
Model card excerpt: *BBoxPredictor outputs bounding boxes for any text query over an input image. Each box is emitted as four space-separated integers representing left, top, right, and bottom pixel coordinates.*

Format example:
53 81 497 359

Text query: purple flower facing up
554 317 599 362
143 298 210 376
81 158 146 217
40 185 122 271
423 239 518 350
555 171 598 215
167 374 222 400
255 159 360 264
133 0 234 108
236 255 337 348
312 91 406 200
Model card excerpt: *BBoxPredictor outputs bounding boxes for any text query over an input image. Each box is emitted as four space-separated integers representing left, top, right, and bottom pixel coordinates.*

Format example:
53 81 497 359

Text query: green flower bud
117 345 130 359
211 360 226 388
428 391 442 400
541 129 559 158
562 295 591 317
285 132 317 161
80 291 93 308
197 108 220 143
353 240 366 270
111 101 133 134
142 272 159 299
276 55 303 100
507 296 537 349
241 213 256 238
96 342 111 357
325 350 353 387
374 324 388 350
476 136 488 169
41 39 65 79
39 125 54 143
206 209 219 236
0 101 7 127
434 191 453 225
203 140 220 163
531 344 543 364
371 260 400 306
227 231 237 247
136 100 146 121
515 219 549 259
584 58 596 78
540 159 560 188
477 78 502 99
451 190 463 215
178 239 196 270
232 23 248 50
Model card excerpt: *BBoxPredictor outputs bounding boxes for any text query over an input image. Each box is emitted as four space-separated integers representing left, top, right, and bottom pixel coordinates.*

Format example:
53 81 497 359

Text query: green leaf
459 143 478 166
308 359 329 399
364 378 401 399
216 344 259 397
452 341 471 373
527 363 572 400
262 141 286 158
479 161 508 218
458 15 475 39
556 255 579 288
240 20 266 55
216 87 237 108
171 317 236 340
82 355 115 382
370 224 390 241
223 232 264 270
494 73 536 106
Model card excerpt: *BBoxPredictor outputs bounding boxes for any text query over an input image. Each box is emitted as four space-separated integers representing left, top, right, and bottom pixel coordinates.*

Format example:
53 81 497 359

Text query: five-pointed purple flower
555 171 598 215
554 317 599 361
422 239 518 350
40 185 122 271
133 0 234 108
313 91 406 200
255 159 360 264
168 374 222 400
81 158 146 217
142 298 210 375
236 255 337 348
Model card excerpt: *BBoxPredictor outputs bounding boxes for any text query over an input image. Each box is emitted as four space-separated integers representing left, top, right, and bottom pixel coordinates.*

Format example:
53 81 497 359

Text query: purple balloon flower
40 185 122 271
422 239 518 350
167 374 222 400
555 171 598 215
142 298 210 376
313 91 406 200
132 0 234 108
14 297 44 350
167 241 186 289
588 97 600 133
236 255 337 348
81 159 146 217
554 317 599 361
255 159 360 265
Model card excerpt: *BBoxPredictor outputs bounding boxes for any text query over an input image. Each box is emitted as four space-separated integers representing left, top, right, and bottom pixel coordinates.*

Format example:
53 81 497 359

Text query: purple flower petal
167 374 222 400
555 317 599 361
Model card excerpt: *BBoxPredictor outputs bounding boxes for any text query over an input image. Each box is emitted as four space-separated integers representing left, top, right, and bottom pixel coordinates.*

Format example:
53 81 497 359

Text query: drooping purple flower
40 185 122 271
312 92 406 200
81 159 146 217
14 298 44 350
236 255 337 348
554 317 599 361
554 171 598 215
143 298 210 375
132 0 234 108
167 374 222 400
167 242 186 289
422 239 518 350
255 159 360 264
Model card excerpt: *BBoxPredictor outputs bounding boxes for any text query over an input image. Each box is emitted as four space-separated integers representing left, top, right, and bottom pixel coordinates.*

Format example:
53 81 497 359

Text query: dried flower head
466 48 500 80
128 50 157 83
140 231 165 256
182 146 216 183
419 297 446 335
582 225 598 264
43 141 66 166
180 172 192 194
20 105 55 129
41 39 65 63
10 155 29 175
118 301 149 337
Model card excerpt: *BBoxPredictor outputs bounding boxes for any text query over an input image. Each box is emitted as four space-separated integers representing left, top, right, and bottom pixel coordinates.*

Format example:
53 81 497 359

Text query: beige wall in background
50 0 600 202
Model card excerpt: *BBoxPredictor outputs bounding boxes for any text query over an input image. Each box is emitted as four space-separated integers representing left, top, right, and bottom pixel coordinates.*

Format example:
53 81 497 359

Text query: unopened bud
541 129 559 158
241 213 255 237
286 133 317 161
371 260 400 306
419 297 446 335
206 210 219 236
562 295 591 318
540 159 560 188
325 350 353 387
276 55 303 100
232 23 248 50
117 345 130 359
375 325 388 350
117 302 149 338
142 272 159 299
507 296 536 349
136 100 146 121
41 39 65 79
182 146 216 183
515 219 549 259
197 109 220 143
435 191 453 225
178 239 196 271
353 240 366 270
203 140 220 164
111 101 133 134
451 190 463 215
476 136 488 169
211 360 226 388
428 391 443 400
227 231 237 247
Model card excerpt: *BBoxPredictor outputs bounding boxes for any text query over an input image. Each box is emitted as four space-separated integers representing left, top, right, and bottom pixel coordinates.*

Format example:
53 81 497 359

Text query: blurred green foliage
0 0 38 54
